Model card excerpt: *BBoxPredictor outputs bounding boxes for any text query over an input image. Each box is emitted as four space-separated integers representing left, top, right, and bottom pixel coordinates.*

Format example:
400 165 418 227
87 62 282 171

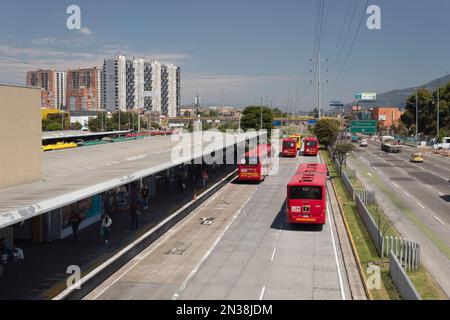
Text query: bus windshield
283 141 295 148
306 141 317 147
241 156 259 166
290 186 322 200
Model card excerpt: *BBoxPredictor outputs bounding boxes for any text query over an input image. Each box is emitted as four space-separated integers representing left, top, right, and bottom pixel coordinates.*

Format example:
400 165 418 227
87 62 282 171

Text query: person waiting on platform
141 185 150 210
0 238 24 265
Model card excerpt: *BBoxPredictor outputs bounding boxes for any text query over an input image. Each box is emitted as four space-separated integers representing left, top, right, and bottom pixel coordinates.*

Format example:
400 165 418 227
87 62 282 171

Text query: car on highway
410 153 424 163
360 139 368 147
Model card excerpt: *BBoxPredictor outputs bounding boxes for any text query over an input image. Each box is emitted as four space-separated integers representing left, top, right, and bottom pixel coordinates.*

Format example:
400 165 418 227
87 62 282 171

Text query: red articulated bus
303 137 319 156
282 138 298 157
286 169 327 225
238 144 273 182
295 163 327 176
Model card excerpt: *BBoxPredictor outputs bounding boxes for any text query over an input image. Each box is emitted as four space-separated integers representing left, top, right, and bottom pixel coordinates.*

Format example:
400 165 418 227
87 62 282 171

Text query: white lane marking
366 172 373 177
433 216 446 226
259 286 266 300
270 247 277 262
90 183 232 300
172 194 253 300
327 202 347 301
404 192 411 198
416 202 425 209
393 183 399 188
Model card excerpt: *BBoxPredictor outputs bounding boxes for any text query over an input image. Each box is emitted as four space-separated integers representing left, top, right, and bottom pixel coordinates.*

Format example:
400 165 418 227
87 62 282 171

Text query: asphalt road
357 141 450 242
348 140 450 296
86 152 349 300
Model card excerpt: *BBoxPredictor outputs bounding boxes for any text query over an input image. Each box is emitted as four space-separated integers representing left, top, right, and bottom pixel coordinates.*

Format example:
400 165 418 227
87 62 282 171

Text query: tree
314 119 340 147
45 122 62 131
400 83 450 138
333 142 354 176
240 106 273 133
70 121 83 130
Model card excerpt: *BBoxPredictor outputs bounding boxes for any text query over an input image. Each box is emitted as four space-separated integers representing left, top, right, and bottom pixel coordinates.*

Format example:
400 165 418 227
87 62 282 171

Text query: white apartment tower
126 57 145 110
144 60 162 113
102 54 126 111
162 63 180 117
56 71 66 109
103 54 179 115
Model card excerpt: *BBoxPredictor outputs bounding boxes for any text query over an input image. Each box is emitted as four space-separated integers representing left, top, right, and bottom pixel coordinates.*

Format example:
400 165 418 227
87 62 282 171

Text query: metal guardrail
390 251 422 300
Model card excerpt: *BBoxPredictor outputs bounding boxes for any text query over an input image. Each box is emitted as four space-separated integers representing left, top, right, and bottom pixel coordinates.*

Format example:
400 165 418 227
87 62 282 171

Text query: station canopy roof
0 131 259 229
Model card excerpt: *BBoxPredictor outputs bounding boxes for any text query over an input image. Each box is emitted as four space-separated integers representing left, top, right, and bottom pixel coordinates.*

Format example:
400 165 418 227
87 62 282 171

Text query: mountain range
335 74 450 113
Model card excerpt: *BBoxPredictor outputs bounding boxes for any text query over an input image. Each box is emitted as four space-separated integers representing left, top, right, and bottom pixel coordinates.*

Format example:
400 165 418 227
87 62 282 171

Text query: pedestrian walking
141 185 150 210
201 168 209 189
67 210 82 241
130 201 140 230
101 214 112 245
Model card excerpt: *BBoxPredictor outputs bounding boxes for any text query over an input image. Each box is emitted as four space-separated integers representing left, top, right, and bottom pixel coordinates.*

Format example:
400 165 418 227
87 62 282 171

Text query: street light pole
415 91 418 144
437 88 440 139
260 97 263 131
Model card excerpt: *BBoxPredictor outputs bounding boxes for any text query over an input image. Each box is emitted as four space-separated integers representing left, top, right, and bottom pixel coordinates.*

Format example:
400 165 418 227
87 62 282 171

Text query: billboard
308 119 318 125
355 92 377 101
329 101 344 107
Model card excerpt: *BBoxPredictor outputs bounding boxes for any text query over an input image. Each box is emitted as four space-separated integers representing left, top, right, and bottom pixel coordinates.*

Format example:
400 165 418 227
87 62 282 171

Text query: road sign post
350 120 377 134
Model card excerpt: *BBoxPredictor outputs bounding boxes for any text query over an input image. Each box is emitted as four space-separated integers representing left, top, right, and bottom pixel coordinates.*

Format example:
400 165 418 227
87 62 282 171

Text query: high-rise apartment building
126 58 145 110
102 54 179 115
66 67 102 111
26 69 66 109
144 60 162 113
161 64 180 117
102 54 126 111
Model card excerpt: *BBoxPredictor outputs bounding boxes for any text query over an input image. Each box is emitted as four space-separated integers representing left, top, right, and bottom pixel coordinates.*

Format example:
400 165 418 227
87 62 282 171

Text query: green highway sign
350 120 377 134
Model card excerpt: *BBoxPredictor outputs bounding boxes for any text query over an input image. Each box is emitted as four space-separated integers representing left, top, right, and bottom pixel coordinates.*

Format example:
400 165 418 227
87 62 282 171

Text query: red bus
282 138 298 157
238 144 273 182
303 137 319 156
295 163 327 175
286 170 326 225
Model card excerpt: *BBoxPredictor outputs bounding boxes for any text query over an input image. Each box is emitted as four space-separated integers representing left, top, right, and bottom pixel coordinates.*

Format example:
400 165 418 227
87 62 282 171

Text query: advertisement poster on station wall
61 195 102 237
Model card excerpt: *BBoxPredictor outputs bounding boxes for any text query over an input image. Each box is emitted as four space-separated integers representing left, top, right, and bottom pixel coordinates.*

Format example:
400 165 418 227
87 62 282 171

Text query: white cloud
79 27 92 36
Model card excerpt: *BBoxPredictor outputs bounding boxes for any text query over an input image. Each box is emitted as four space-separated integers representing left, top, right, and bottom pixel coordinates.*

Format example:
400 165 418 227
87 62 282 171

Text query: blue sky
0 0 449 111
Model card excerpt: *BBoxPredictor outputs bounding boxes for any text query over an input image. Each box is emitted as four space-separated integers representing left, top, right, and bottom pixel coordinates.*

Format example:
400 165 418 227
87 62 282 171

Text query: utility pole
310 54 328 120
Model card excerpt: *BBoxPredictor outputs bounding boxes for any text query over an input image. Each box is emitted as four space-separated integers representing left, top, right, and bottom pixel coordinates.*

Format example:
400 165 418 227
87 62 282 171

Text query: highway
357 141 450 242
348 140 450 296
85 152 351 300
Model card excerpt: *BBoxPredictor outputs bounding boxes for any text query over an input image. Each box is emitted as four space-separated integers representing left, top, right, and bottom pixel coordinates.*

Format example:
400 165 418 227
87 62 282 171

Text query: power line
330 0 359 71
329 0 353 63
331 0 369 83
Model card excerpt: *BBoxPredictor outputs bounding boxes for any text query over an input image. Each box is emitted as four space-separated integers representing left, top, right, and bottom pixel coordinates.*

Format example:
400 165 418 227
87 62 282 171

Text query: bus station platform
0 131 259 299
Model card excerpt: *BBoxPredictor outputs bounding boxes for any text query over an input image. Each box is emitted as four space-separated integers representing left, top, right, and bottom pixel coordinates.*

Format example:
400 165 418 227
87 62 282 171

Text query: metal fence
390 251 422 300
354 188 376 204
355 194 384 254
383 236 420 271
330 145 422 299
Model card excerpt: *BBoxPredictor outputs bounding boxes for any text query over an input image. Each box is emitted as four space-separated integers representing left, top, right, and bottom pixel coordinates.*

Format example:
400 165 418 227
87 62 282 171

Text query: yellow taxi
410 153 424 163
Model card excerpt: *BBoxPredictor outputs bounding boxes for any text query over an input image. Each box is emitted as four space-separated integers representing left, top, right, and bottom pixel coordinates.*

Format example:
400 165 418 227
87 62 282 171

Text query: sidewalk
346 155 450 298
0 165 236 300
